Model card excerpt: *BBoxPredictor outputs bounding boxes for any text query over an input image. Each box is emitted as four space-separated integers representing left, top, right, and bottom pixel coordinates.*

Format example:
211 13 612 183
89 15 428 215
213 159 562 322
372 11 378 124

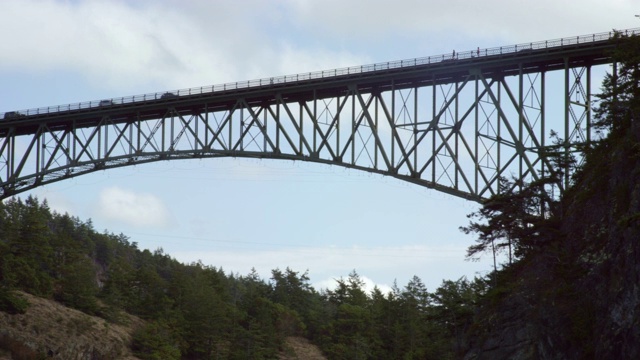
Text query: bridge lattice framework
1 29 638 201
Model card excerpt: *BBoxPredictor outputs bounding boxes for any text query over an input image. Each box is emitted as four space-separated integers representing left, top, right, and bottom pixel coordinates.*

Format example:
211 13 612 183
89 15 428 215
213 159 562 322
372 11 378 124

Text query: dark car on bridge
2 111 26 120
161 92 178 99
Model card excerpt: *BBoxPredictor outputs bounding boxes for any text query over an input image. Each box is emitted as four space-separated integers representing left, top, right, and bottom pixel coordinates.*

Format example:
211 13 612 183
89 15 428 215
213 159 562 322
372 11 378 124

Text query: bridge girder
1 28 632 201
0 64 599 202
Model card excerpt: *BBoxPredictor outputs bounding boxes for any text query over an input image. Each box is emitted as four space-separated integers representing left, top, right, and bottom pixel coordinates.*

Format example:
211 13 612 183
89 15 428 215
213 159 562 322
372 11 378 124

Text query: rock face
564 123 640 359
464 122 640 359
0 292 140 360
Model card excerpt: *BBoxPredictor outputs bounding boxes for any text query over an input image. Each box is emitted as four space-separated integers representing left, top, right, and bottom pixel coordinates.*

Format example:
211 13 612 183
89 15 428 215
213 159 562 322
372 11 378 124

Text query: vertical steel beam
335 94 340 161
431 81 436 182
474 73 479 195
300 101 304 156
36 129 41 178
455 80 460 188
374 93 379 169
351 91 355 165
391 82 396 168
496 80 502 192
564 57 570 187
586 65 591 144
313 90 317 154
518 65 524 184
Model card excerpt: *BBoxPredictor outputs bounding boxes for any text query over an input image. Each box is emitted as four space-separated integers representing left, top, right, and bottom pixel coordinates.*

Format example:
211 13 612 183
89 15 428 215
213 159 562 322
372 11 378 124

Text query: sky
0 0 638 294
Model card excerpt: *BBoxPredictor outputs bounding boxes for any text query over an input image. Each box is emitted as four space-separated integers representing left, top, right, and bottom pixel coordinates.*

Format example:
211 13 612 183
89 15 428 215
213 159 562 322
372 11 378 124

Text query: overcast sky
1 0 638 293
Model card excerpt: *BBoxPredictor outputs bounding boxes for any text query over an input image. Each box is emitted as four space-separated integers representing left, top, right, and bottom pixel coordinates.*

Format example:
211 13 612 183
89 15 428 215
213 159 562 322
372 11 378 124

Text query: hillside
0 292 141 359
0 292 328 360
0 195 477 359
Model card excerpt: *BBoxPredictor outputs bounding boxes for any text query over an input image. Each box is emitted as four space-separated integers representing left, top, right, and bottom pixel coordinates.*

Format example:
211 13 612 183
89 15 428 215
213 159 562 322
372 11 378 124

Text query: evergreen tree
132 320 182 360
322 270 374 359
594 32 640 133
171 263 233 359
429 277 485 357
461 176 561 266
3 197 54 296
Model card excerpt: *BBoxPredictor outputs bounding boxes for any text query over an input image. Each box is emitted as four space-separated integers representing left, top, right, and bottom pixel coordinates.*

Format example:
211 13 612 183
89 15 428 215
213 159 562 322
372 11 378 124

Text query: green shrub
131 321 181 360
0 289 29 314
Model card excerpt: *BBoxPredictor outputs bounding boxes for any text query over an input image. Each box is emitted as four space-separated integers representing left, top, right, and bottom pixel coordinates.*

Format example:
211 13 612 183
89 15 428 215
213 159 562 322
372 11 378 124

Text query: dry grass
279 336 327 360
0 291 142 359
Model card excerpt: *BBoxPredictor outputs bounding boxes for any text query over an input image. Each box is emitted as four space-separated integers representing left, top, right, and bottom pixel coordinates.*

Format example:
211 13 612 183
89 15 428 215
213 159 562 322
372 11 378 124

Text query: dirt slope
279 336 327 360
0 292 140 360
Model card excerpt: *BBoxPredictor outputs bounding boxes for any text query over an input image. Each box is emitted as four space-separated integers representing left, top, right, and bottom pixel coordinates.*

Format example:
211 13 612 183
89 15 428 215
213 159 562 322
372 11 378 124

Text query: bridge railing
3 28 640 120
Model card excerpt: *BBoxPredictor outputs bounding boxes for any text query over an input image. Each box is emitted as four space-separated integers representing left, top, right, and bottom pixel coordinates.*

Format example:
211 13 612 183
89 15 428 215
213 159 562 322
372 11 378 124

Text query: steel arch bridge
1 29 638 202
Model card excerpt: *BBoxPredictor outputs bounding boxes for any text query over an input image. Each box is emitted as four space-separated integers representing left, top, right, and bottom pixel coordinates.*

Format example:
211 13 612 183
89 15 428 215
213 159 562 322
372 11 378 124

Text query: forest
2 32 640 359
0 195 485 359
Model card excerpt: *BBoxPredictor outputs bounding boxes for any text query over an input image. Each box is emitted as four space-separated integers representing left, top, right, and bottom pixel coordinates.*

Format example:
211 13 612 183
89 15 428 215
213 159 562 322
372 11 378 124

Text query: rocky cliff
464 120 640 359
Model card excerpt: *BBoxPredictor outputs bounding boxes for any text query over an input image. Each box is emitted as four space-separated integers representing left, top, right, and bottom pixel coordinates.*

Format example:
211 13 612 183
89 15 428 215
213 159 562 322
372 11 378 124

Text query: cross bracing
1 28 638 201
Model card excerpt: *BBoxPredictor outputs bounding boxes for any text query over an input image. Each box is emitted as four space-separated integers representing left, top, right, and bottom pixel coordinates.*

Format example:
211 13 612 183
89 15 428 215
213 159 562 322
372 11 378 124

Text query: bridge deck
1 28 636 137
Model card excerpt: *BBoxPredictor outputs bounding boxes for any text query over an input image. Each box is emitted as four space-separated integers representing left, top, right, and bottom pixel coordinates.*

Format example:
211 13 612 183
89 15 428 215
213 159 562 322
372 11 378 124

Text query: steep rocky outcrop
464 121 640 359
563 122 640 359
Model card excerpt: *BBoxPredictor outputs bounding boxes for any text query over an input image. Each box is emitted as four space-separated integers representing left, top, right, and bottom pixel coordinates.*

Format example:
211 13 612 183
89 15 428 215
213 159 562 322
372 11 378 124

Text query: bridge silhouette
1 28 638 202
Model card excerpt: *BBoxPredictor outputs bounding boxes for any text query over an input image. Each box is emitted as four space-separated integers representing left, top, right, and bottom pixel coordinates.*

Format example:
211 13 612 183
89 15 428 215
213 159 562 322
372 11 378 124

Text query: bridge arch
1 28 636 201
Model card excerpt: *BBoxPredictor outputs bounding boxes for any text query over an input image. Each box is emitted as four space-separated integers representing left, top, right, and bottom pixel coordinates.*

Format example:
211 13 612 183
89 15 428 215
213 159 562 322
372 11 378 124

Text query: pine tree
594 32 640 133
3 197 54 296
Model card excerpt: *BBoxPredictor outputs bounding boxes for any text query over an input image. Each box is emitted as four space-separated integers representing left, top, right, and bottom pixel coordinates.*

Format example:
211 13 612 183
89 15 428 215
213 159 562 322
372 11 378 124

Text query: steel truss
0 61 601 202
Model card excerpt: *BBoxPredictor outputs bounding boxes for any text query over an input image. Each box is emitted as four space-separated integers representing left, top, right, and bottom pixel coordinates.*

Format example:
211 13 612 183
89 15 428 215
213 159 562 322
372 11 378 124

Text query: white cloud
0 1 218 90
285 0 639 44
97 186 171 228
314 275 394 296
2 0 632 104
0 0 369 95
276 42 370 76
